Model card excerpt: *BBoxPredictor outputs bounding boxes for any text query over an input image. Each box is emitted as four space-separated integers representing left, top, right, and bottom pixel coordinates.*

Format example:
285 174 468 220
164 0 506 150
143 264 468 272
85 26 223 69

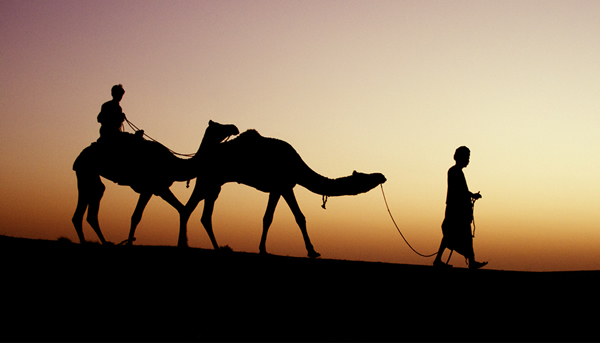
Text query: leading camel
72 121 240 246
183 121 387 258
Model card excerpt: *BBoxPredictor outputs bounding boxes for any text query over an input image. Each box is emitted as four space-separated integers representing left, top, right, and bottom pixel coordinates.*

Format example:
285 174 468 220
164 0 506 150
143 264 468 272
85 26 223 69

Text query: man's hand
472 191 482 200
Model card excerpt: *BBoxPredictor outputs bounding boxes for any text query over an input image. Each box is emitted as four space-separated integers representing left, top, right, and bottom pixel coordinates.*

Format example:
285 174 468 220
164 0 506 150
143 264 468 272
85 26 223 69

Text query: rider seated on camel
97 84 144 143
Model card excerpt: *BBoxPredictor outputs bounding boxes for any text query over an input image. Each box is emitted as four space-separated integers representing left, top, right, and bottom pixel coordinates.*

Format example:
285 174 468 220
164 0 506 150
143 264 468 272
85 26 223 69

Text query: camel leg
73 172 107 244
155 189 189 247
72 187 88 244
259 192 280 255
127 192 152 245
200 187 222 250
157 189 185 211
180 183 207 248
282 189 320 258
85 177 107 245
178 210 190 248
73 171 104 244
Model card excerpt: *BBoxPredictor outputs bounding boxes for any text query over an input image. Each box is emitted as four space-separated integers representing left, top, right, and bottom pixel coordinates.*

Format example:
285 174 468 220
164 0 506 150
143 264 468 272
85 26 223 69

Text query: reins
124 115 196 157
123 115 198 187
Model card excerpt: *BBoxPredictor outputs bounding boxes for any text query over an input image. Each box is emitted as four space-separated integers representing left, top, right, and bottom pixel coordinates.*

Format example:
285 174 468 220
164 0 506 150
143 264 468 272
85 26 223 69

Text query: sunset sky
2 0 599 271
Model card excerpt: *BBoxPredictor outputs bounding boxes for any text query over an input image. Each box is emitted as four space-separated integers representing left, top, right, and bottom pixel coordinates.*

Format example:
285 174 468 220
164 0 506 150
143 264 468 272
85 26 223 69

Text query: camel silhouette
182 122 387 258
72 121 240 245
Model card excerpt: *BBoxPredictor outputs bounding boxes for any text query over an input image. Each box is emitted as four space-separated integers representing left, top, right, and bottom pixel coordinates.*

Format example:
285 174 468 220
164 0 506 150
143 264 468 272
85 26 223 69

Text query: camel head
351 170 387 192
208 120 239 142
353 170 387 185
200 120 240 151
324 170 387 196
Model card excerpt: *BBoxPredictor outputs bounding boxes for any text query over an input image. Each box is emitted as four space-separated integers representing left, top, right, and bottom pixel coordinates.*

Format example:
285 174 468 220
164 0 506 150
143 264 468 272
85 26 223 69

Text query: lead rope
123 114 196 157
380 185 437 258
123 115 198 188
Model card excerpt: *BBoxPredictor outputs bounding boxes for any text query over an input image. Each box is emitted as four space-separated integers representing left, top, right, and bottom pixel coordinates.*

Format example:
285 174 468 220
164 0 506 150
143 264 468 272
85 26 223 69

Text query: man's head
111 84 125 101
454 146 470 167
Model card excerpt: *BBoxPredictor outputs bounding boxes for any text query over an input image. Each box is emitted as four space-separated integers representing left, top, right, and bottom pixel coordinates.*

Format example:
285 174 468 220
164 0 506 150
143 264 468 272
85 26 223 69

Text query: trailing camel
183 121 387 258
71 121 240 246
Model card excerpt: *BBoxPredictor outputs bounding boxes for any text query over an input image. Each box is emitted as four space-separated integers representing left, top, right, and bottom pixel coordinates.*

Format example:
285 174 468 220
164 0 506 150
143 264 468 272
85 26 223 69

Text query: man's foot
433 260 453 269
469 261 488 270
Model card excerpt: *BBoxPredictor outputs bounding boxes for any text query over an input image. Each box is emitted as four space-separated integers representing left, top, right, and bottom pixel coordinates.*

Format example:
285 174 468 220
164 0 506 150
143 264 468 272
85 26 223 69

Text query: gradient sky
2 0 599 271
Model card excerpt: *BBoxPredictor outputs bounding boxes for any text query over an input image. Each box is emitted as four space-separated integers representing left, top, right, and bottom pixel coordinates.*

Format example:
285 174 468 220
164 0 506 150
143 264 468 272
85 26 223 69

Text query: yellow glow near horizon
1 1 600 271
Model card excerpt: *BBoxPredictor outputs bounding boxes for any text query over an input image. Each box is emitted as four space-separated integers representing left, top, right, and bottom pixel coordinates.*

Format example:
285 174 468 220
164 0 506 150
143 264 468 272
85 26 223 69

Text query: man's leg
433 238 452 268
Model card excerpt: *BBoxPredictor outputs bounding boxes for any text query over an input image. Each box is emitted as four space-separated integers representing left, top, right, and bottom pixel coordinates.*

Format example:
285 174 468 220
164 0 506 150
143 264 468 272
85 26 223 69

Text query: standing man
433 146 487 270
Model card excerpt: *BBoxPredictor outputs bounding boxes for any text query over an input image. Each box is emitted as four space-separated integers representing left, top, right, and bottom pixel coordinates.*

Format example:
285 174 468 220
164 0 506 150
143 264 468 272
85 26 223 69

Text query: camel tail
299 169 386 197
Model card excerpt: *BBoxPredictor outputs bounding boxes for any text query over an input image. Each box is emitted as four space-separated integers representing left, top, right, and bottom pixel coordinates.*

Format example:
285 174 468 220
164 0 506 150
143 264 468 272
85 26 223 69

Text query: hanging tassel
321 195 328 209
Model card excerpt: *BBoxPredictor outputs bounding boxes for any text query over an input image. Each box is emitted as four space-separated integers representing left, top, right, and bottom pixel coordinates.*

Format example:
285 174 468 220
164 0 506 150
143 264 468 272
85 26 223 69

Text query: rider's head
454 146 470 167
111 84 125 101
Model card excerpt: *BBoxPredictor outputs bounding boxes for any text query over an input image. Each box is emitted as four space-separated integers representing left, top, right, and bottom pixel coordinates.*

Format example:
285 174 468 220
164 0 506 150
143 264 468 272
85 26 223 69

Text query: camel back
73 135 184 191
216 129 386 196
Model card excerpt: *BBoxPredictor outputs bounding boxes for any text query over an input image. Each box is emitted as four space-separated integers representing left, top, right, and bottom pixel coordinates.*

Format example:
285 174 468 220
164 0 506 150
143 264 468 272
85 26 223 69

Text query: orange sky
2 0 600 271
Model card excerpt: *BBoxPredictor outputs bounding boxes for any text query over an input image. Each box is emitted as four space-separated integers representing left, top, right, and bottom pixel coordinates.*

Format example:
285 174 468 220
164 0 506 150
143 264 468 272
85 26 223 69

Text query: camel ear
352 170 358 176
209 120 214 126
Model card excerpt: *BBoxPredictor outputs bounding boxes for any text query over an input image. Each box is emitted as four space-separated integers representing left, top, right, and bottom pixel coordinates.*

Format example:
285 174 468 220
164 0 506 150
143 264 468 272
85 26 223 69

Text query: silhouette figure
97 84 126 138
97 84 144 142
433 146 487 269
180 122 387 257
72 120 239 246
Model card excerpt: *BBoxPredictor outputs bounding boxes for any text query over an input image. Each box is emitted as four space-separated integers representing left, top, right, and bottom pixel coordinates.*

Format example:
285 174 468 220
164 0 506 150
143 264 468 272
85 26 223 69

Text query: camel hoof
219 245 233 252
308 251 321 258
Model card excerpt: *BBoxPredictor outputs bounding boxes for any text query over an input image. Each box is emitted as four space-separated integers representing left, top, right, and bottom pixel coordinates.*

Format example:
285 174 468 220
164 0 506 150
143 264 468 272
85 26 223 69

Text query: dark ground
1 235 597 342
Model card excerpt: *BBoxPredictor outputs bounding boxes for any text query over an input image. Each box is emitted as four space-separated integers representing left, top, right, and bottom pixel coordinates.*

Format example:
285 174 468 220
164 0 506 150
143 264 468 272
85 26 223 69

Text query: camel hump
238 129 261 139
230 129 280 147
